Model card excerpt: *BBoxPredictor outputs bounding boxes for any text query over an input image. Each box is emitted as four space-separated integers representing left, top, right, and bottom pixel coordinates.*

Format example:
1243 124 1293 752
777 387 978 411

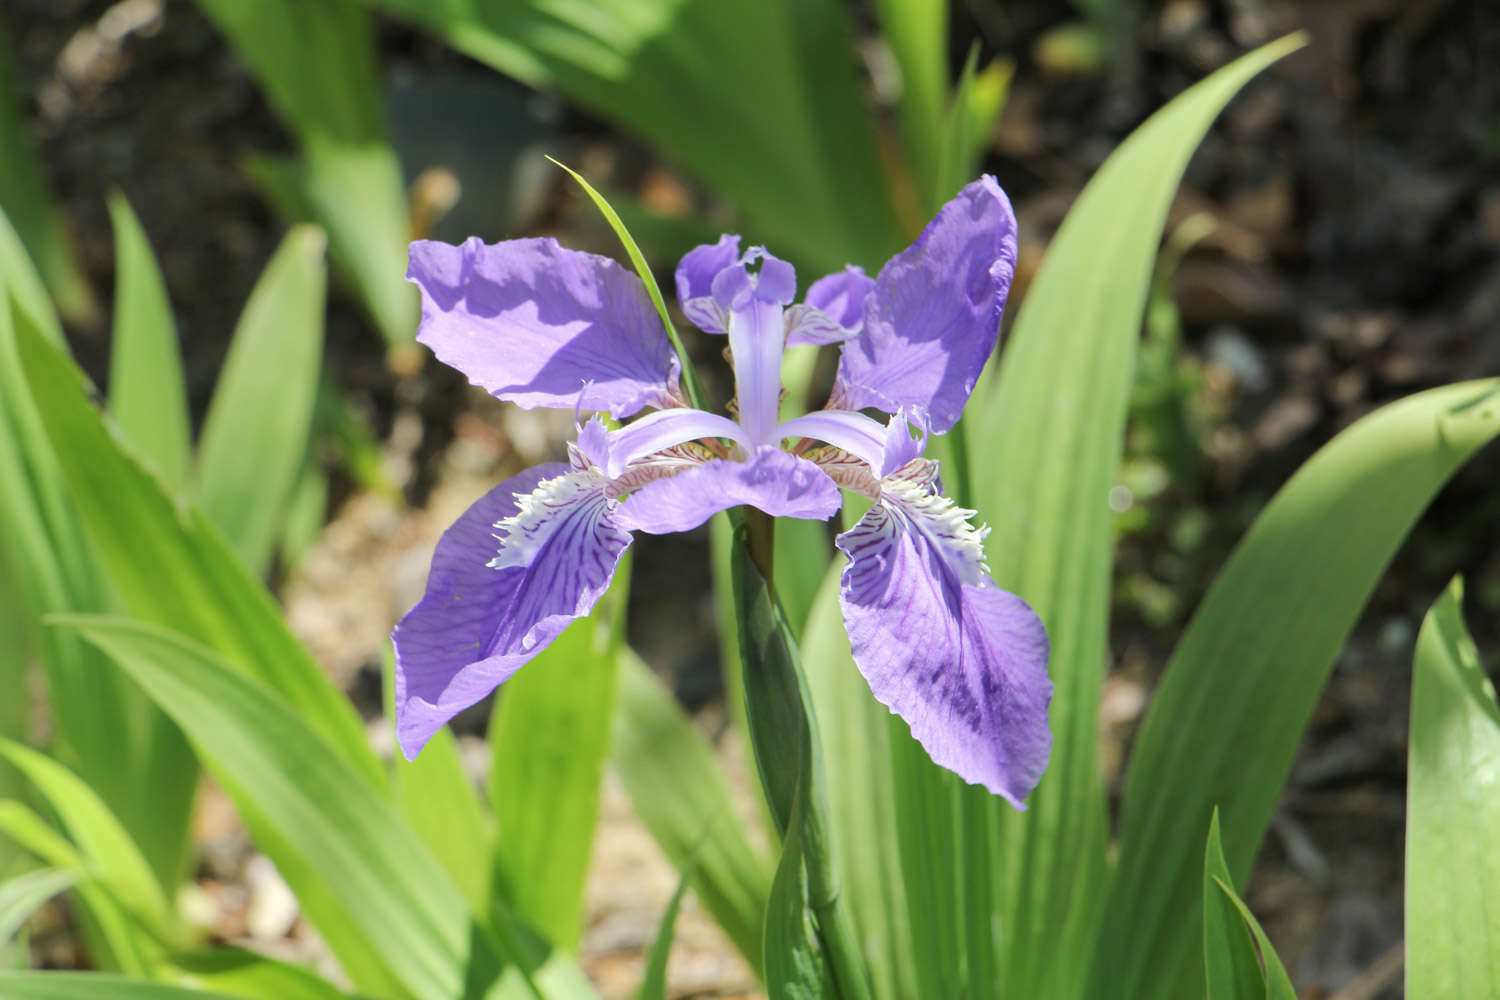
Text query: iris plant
392 177 1053 806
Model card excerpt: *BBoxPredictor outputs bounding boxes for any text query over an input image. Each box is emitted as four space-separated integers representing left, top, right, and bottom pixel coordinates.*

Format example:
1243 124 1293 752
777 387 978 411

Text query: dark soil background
8 0 1500 996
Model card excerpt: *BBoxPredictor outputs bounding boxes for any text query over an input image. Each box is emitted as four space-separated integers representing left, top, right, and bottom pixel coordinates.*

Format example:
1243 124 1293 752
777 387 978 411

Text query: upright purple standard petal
675 235 741 334
786 266 874 347
835 484 1052 806
392 463 631 757
616 446 840 534
832 176 1018 433
409 237 680 418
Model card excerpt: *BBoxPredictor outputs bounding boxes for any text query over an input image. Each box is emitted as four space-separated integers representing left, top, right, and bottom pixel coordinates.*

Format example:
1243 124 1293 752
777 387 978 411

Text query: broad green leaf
195 225 327 575
611 648 768 971
0 802 149 975
56 616 477 1000
634 864 692 1000
1203 810 1266 1000
762 780 833 1000
246 143 415 348
370 0 903 273
162 948 362 1000
728 524 870 1000
0 973 244 1000
0 743 175 941
0 17 94 324
491 611 617 951
0 283 197 892
12 313 380 787
957 36 1307 1000
395 724 493 916
0 868 79 945
195 0 414 345
1406 577 1500 998
1094 379 1500 1000
105 193 189 492
800 567 915 1000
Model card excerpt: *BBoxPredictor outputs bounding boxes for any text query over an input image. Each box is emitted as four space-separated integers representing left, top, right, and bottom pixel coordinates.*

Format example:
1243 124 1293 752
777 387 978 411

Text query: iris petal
835 485 1052 806
392 463 631 757
408 237 680 418
615 446 840 534
832 176 1018 433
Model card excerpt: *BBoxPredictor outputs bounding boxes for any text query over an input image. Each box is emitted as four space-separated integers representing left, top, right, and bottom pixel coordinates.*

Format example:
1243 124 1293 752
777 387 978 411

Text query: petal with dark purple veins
615 446 841 534
835 482 1051 806
832 176 1018 433
409 237 680 418
392 463 631 757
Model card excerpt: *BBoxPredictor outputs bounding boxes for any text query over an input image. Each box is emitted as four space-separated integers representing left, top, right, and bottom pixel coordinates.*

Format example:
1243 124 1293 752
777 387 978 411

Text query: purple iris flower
392 177 1053 807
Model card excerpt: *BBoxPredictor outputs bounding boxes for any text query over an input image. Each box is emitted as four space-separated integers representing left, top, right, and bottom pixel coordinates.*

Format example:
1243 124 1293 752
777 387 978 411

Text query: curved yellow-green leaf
1407 578 1500 999
1096 379 1500 1000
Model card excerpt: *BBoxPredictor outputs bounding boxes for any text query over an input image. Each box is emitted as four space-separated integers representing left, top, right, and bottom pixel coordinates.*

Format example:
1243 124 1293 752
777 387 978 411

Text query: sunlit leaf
1406 577 1500 998
1096 380 1499 1000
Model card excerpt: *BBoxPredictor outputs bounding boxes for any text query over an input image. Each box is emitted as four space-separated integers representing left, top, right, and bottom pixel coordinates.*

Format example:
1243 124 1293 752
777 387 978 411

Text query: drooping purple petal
832 176 1018 433
392 463 631 757
409 237 680 419
835 484 1051 806
675 235 741 334
615 446 840 534
786 266 874 347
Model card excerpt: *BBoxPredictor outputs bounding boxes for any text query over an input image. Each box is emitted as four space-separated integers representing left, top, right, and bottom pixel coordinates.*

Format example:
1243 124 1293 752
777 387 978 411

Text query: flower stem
729 519 872 1000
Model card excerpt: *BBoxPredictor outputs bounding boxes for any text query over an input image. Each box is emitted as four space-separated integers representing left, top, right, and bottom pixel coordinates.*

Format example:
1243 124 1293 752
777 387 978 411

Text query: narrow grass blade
548 158 705 411
12 312 381 787
956 35 1307 1000
1 282 197 892
0 802 150 975
0 743 175 941
195 225 327 575
0 868 79 945
762 779 833 1000
634 863 692 1000
161 948 363 1000
1203 810 1266 1000
611 648 769 971
1406 577 1500 998
0 974 244 1000
56 615 478 1000
105 193 189 492
1094 380 1500 1000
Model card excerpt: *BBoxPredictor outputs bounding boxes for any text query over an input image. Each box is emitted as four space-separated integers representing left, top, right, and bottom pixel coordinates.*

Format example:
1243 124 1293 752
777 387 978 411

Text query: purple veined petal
786 266 874 347
392 463 632 758
835 483 1052 806
603 407 747 478
409 237 680 419
776 409 890 469
615 446 841 534
676 235 741 334
832 176 1018 433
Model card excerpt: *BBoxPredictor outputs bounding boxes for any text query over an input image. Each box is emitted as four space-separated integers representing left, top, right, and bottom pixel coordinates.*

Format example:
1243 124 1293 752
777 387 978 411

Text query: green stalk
731 515 871 1000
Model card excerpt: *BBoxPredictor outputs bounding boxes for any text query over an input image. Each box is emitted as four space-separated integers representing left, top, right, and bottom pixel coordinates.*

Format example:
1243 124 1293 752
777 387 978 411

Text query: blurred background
4 0 1498 995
